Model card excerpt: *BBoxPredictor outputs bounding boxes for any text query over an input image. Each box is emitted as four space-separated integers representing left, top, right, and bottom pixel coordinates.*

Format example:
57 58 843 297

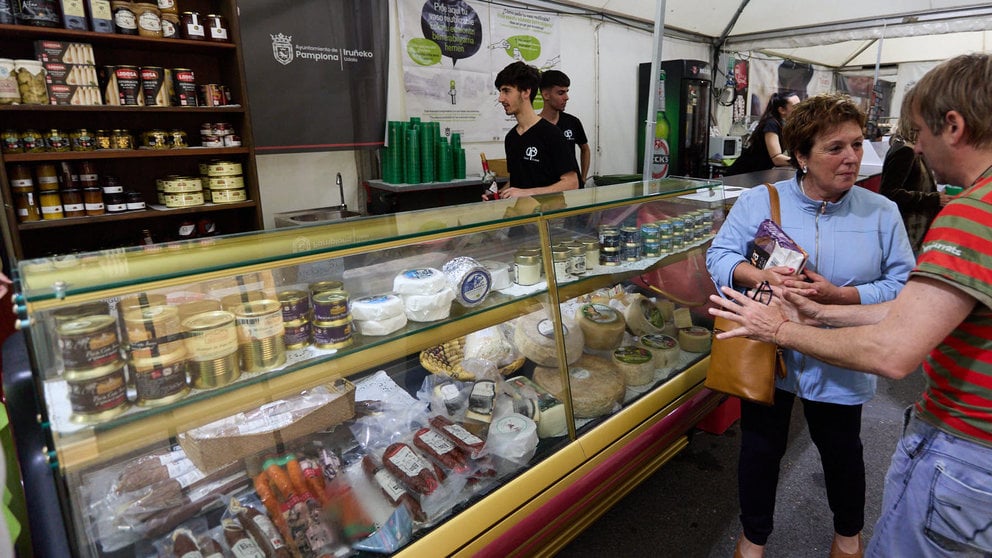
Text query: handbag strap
766 182 781 225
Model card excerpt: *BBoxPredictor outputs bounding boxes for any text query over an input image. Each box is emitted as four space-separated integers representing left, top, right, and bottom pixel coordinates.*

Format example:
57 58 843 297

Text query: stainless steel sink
273 207 364 228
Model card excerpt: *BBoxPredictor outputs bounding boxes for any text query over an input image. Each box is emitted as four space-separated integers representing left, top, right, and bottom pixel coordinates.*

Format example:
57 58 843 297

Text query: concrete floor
558 371 926 557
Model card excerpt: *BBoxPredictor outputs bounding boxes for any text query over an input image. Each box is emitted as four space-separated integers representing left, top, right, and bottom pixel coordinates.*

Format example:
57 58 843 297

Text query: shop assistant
484 61 579 200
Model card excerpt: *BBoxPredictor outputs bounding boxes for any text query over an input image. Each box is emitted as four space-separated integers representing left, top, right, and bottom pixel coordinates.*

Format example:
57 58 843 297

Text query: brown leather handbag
704 184 788 405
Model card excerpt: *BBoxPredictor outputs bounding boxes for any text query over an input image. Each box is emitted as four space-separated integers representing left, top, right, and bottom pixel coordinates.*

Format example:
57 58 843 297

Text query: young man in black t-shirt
539 70 589 186
485 62 578 200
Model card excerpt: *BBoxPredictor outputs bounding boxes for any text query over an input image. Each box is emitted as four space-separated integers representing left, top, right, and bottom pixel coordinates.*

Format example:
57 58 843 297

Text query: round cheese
513 311 584 367
481 260 512 290
533 355 625 417
624 295 666 336
612 345 655 386
354 313 408 336
655 299 676 322
350 294 405 321
400 286 455 322
678 326 711 353
393 267 446 295
576 303 626 351
443 256 492 307
638 333 680 368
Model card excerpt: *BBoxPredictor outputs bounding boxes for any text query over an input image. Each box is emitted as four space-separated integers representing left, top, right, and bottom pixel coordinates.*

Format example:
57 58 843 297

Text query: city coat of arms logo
271 33 293 65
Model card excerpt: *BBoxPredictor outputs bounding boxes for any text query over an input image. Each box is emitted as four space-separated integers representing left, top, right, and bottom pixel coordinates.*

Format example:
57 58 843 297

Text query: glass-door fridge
637 59 712 179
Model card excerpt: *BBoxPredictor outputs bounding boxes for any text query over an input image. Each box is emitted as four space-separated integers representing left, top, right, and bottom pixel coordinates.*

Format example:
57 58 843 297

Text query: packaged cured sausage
382 442 440 495
222 517 266 558
170 527 201 557
361 454 425 522
229 497 292 558
428 415 486 459
413 427 469 473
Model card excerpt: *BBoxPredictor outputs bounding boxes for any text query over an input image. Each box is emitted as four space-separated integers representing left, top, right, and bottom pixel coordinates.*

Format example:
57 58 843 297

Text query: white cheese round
533 355 625 417
392 267 447 295
576 303 626 351
350 294 405 321
638 333 680 368
443 256 492 307
400 286 455 322
354 313 408 336
481 260 512 290
612 345 655 386
512 311 584 367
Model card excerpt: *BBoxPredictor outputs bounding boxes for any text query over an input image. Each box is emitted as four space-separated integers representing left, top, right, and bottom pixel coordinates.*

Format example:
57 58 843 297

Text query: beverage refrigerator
637 59 712 178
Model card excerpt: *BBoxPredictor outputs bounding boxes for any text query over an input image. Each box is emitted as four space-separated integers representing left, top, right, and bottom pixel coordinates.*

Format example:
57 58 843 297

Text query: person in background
483 62 578 200
539 70 589 186
706 93 916 558
706 53 992 558
879 120 951 253
726 92 801 176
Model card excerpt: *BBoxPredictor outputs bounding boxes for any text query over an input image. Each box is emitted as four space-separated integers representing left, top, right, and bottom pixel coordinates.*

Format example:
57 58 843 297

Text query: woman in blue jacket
706 94 916 558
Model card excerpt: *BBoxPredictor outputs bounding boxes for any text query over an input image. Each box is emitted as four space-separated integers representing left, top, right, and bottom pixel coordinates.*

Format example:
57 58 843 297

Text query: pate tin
277 290 309 323
233 300 286 372
65 360 129 422
283 319 311 349
57 314 121 370
131 348 190 405
312 317 354 350
182 310 240 389
312 291 349 321
123 304 184 358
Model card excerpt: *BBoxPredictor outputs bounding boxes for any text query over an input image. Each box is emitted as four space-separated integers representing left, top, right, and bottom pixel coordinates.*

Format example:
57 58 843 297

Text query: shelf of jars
0 104 245 113
4 146 248 162
0 22 237 52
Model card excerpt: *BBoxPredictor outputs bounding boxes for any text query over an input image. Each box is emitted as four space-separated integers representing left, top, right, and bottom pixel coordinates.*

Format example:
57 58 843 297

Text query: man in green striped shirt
708 53 992 557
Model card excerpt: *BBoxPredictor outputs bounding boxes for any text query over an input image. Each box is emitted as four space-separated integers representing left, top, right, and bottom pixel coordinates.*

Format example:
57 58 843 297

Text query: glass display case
10 177 727 557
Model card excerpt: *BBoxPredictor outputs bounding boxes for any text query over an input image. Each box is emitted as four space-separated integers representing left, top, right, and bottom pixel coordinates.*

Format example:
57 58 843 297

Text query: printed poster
397 0 561 143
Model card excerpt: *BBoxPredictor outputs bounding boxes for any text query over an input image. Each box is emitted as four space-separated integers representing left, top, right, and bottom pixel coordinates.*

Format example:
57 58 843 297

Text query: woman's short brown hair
782 93 866 171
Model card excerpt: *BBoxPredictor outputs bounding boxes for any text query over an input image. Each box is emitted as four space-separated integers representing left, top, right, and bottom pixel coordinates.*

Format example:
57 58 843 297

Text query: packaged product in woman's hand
749 218 808 273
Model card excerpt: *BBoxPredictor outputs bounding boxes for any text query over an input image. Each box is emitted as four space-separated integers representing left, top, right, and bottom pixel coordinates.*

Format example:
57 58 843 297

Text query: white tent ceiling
549 0 992 68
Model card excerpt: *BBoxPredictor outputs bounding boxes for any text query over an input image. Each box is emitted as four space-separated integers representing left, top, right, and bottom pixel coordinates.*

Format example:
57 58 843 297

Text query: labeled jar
312 317 354 350
83 187 104 215
124 304 184 358
156 0 176 14
514 252 541 286
168 128 188 148
125 191 145 210
160 12 179 38
582 239 600 272
39 190 64 220
206 14 228 42
2 129 22 153
12 188 41 222
111 1 138 35
312 291 349 322
142 129 169 149
13 60 47 104
133 2 161 37
105 192 127 213
36 164 59 191
180 11 205 40
0 59 18 105
57 315 121 370
21 129 45 152
111 129 134 150
78 161 98 188
70 129 96 151
61 189 85 217
551 247 570 279
45 128 70 152
95 130 112 149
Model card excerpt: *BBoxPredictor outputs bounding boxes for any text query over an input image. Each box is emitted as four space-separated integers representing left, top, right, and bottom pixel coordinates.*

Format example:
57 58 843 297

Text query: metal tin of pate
65 360 129 422
164 191 204 207
283 319 311 349
57 314 121 370
182 310 240 389
309 280 344 297
205 160 241 176
233 300 286 372
123 304 184 358
220 290 266 312
312 317 354 350
312 291 349 321
131 348 190 405
209 188 245 204
600 246 620 266
277 290 309 323
52 301 111 325
206 175 243 190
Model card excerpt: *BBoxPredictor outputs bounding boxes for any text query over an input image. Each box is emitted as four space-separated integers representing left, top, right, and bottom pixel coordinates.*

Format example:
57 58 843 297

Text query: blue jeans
867 408 992 557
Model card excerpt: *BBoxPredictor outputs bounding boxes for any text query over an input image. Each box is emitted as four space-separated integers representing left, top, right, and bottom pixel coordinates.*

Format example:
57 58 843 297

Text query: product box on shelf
34 41 95 65
84 0 113 33
47 83 102 105
177 380 356 471
59 0 88 30
43 62 98 86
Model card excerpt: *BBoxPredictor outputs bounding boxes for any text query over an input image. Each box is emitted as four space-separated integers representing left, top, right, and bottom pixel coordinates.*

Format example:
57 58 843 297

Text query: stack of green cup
382 121 405 183
404 125 421 184
453 147 466 179
437 137 453 182
420 122 436 183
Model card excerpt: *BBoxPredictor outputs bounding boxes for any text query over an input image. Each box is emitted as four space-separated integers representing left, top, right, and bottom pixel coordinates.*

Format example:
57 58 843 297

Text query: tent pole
642 0 667 181
867 25 886 138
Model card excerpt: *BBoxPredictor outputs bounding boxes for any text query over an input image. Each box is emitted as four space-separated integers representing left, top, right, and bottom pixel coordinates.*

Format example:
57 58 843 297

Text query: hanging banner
239 0 389 153
397 0 561 143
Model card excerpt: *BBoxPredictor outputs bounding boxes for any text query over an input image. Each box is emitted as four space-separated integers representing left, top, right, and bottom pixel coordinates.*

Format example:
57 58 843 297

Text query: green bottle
652 70 671 179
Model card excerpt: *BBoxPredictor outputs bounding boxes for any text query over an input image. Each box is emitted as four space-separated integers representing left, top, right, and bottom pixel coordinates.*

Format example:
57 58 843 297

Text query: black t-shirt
556 111 587 181
504 118 577 189
726 117 782 176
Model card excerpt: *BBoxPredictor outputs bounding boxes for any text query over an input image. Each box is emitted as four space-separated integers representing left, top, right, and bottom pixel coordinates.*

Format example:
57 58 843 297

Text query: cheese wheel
624 295 666 336
393 267 446 295
464 326 515 366
533 355 625 417
351 294 405 321
678 326 711 353
673 307 694 329
354 313 408 336
481 260 512 290
577 303 626 351
655 298 676 322
443 256 492 307
513 311 584 367
639 333 680 367
400 287 455 322
504 375 567 438
612 345 655 386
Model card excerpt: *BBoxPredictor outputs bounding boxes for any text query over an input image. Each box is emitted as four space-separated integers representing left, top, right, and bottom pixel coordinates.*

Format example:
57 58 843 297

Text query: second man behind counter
539 70 589 186
485 61 579 200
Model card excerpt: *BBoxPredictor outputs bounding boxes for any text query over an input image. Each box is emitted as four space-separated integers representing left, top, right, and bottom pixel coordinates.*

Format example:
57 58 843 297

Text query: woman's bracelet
772 319 788 344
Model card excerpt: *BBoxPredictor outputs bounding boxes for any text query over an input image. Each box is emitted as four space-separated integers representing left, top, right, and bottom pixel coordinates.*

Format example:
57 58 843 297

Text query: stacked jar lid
309 281 354 351
200 160 246 204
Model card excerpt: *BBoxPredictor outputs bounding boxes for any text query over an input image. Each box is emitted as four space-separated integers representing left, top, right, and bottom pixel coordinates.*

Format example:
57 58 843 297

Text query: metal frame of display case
8 177 727 556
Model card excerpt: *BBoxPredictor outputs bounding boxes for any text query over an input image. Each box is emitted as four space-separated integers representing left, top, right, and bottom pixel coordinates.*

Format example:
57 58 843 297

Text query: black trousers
738 388 865 545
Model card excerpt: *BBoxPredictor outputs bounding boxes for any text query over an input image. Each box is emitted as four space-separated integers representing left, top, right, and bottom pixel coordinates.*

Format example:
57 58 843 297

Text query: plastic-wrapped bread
512 310 583 367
